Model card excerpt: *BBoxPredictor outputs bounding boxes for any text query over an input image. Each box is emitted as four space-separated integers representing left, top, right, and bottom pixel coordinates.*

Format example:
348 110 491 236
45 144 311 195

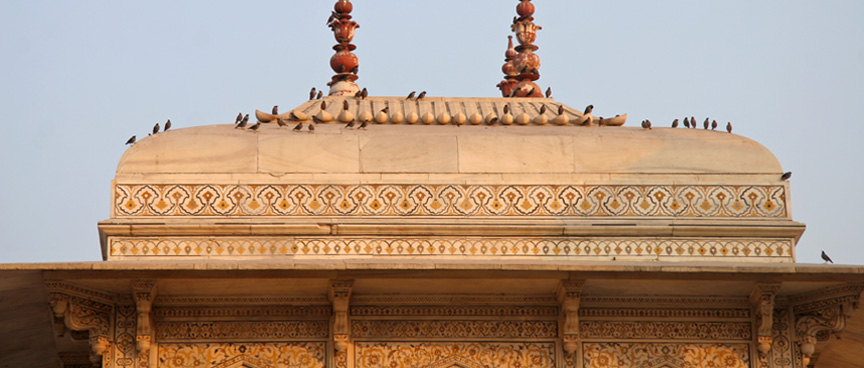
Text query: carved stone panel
355 342 555 368
582 342 750 368
158 342 326 368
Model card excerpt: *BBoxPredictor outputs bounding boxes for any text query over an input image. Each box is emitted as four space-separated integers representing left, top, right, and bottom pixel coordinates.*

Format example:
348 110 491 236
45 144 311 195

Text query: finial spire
500 0 544 98
327 0 360 96
497 36 519 97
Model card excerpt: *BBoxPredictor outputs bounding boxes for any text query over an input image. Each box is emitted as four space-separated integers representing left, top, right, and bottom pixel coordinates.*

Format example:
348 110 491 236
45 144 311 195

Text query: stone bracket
46 281 116 365
329 279 354 353
557 279 585 356
792 283 864 366
132 279 157 352
749 282 781 356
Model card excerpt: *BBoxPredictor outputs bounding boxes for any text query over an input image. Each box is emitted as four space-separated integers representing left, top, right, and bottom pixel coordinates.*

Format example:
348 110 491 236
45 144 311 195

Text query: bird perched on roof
308 124 315 132
343 99 350 111
683 117 690 128
417 91 427 100
309 87 317 100
545 87 552 98
152 123 160 135
703 118 710 129
691 116 696 128
582 105 594 125
293 122 303 131
311 116 324 124
539 105 546 115
320 101 327 110
316 91 323 99
234 112 243 125
672 119 679 128
248 122 261 131
125 135 136 145
557 105 564 116
641 120 652 130
526 87 535 97
361 88 368 99
277 119 288 128
781 171 792 181
380 107 389 114
821 251 834 264
406 91 416 100
236 114 249 129
358 120 369 129
726 122 732 133
164 119 171 131
503 104 510 115
326 10 338 25
711 120 718 130
272 105 279 115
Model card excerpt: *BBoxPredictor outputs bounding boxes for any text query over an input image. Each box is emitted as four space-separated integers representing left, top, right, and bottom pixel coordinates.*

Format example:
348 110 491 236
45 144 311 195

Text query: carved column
329 279 354 368
46 282 116 366
557 280 585 359
791 284 864 367
750 282 781 358
132 280 157 353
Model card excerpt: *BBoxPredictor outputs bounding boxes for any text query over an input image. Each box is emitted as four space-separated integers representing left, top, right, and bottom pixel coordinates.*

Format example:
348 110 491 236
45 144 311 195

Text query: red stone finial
501 0 544 98
327 0 360 96
497 36 519 97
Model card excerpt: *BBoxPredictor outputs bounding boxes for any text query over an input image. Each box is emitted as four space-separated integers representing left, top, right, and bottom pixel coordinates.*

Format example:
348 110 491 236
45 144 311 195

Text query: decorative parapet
46 281 116 365
790 284 864 366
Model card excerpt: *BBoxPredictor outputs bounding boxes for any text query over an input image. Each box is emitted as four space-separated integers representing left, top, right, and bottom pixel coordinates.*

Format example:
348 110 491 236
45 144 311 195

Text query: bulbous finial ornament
499 0 544 97
327 0 361 96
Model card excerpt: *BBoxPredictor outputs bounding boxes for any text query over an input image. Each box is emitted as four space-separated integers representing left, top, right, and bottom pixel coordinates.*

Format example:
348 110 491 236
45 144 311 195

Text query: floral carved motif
351 320 557 339
114 184 787 218
355 342 555 368
350 305 558 317
583 342 750 368
158 342 325 368
580 321 752 340
154 321 329 341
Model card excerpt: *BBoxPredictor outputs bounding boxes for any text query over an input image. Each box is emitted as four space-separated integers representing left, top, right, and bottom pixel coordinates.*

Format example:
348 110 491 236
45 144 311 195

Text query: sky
1 1 863 264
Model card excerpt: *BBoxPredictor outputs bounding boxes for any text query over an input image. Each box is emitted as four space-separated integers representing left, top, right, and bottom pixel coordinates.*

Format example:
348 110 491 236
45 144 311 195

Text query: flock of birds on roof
124 119 171 145
641 116 733 133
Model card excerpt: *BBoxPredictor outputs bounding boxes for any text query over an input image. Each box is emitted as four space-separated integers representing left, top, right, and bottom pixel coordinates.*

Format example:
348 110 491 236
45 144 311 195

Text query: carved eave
45 281 118 365
786 283 864 366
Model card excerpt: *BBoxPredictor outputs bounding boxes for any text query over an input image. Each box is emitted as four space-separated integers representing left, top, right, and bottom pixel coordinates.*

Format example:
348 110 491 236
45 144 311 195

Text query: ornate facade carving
351 320 557 339
791 284 864 366
750 282 781 357
355 342 556 368
114 183 788 218
46 282 115 365
329 279 354 355
557 279 584 356
157 342 326 368
350 305 558 317
580 321 752 340
583 342 750 368
132 279 156 352
154 321 329 341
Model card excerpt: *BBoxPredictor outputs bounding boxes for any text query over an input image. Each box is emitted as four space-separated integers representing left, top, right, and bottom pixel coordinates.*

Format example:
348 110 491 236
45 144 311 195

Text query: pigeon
417 91 426 100
539 105 546 115
703 118 709 129
545 87 552 98
164 119 171 131
781 171 792 181
277 119 288 128
726 122 732 133
672 119 679 128
406 91 416 100
343 99 350 110
316 91 323 99
248 122 261 131
152 123 160 135
309 87 317 100
358 120 368 129
293 122 303 131
641 120 652 130
308 124 315 132
272 105 279 114
821 251 834 264
683 117 690 128
360 88 368 99
125 135 136 145
711 120 718 130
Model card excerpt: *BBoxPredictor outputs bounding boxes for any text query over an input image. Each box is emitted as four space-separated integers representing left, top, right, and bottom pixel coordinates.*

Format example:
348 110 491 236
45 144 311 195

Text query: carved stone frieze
580 321 751 340
155 295 329 306
155 320 329 341
355 342 556 368
154 305 332 319
579 307 750 319
352 294 557 306
158 342 326 368
583 342 750 368
351 320 557 339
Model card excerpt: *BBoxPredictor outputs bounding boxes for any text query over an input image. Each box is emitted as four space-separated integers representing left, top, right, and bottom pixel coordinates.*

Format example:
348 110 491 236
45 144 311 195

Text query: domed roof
117 97 782 182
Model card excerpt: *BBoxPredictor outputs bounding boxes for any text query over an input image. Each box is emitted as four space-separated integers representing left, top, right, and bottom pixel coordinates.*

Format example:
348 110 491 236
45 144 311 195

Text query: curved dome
117 122 782 179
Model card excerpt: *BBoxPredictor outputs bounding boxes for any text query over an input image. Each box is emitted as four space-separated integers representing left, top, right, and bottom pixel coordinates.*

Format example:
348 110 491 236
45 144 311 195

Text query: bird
703 118 709 129
327 11 338 25
781 171 792 181
503 105 510 114
417 91 426 100
672 119 679 128
641 120 652 130
316 91 323 99
237 114 249 129
343 99 350 111
406 91 416 100
690 116 696 128
164 119 171 131
821 251 834 264
272 105 279 114
380 107 389 114
311 116 324 124
248 122 261 131
539 105 546 115
525 87 535 97
293 122 303 131
289 111 301 121
320 101 327 110
488 117 498 125
711 120 718 130
308 124 315 132
582 104 594 125
726 122 732 133
360 88 368 99
125 135 136 145
309 87 317 100
581 117 591 126
358 120 368 129
598 117 604 126
545 87 552 98
277 119 288 128
351 66 359 74
683 117 690 128
152 123 160 135
234 112 243 125
346 120 355 128
557 105 564 115
584 105 594 115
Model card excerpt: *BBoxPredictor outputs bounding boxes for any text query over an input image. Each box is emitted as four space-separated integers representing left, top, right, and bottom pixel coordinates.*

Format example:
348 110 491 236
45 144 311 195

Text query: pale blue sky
1 1 863 264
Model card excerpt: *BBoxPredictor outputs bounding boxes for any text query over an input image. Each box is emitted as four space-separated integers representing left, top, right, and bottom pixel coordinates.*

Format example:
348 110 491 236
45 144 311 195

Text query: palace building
2 1 863 367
